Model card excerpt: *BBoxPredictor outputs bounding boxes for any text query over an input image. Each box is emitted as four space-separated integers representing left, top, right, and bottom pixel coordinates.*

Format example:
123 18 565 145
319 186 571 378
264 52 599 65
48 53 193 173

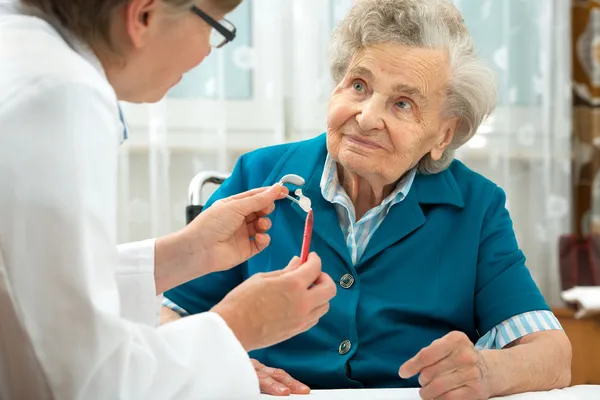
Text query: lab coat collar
0 0 107 80
63 34 107 81
0 0 17 13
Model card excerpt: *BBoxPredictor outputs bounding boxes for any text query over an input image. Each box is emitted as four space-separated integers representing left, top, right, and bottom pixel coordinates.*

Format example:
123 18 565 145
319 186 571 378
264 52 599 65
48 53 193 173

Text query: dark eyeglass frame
191 6 237 48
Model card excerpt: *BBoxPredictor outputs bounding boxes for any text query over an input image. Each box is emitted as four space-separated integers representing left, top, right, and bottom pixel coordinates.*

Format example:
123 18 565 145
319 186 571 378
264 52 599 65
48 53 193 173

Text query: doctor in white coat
0 0 336 398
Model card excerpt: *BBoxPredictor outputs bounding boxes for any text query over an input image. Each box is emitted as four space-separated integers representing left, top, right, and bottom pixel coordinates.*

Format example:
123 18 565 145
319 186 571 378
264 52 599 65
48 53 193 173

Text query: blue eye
396 100 411 109
353 81 365 92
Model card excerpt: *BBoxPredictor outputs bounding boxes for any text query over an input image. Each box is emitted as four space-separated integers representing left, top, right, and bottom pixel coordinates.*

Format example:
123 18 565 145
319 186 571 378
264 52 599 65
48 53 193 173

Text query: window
168 0 254 100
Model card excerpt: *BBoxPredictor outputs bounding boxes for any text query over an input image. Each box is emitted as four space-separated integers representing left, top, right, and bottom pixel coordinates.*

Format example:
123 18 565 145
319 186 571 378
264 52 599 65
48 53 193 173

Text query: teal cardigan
166 134 549 389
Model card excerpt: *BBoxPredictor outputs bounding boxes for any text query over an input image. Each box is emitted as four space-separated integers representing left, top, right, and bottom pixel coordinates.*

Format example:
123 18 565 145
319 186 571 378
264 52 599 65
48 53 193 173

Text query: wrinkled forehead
346 43 451 101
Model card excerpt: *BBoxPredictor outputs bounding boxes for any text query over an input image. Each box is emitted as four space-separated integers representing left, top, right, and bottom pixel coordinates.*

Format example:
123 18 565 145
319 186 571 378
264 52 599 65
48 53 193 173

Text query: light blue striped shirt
320 154 416 265
164 154 563 349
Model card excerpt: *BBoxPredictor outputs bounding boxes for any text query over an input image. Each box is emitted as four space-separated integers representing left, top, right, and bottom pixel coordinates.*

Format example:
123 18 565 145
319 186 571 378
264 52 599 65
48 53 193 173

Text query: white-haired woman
0 0 337 398
163 1 572 398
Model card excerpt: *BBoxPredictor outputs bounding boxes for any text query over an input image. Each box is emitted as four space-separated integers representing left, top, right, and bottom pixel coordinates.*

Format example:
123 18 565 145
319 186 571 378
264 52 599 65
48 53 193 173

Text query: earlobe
429 139 446 161
430 118 459 161
429 145 445 161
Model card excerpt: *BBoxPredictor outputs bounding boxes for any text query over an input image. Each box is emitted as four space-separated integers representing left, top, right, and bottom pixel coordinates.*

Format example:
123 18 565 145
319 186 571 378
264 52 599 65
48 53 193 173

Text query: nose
356 97 385 132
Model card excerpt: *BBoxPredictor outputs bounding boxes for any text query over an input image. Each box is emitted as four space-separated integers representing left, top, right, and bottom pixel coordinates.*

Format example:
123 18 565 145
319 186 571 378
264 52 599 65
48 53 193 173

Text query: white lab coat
0 1 259 399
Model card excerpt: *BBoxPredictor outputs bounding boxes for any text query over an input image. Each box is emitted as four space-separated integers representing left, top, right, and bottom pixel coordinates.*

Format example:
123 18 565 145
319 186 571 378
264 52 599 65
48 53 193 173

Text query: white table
259 385 600 399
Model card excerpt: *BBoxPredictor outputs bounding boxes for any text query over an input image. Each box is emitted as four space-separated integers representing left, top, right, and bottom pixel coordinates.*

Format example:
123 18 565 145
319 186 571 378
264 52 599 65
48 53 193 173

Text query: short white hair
329 0 497 174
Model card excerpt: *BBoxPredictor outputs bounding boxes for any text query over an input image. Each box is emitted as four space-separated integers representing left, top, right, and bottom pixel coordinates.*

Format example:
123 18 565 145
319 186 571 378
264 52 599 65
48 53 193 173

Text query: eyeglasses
191 6 237 48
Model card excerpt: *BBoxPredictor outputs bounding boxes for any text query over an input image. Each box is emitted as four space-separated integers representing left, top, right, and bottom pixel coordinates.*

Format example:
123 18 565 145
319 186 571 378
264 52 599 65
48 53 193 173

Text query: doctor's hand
251 359 311 396
212 253 336 352
155 184 288 294
191 184 288 273
399 331 491 400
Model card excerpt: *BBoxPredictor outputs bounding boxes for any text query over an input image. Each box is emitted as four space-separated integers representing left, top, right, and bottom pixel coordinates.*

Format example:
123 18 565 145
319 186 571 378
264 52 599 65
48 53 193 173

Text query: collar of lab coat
0 0 107 80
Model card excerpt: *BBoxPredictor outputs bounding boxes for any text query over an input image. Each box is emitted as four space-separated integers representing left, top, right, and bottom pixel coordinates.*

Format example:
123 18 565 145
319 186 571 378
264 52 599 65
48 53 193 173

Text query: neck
88 18 140 102
92 44 132 100
338 165 399 221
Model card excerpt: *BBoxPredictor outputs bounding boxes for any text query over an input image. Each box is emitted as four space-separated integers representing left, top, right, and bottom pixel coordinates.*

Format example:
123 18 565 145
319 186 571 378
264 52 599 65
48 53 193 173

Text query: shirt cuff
116 238 159 327
162 296 190 317
116 238 156 275
475 310 563 350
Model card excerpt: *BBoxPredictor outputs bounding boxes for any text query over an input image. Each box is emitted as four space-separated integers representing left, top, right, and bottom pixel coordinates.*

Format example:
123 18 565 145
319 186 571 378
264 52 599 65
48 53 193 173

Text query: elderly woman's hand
252 359 311 396
399 331 491 400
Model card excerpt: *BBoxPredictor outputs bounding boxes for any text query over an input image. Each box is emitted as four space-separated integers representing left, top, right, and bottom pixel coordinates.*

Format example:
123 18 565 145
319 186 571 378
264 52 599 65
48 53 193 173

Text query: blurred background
119 0 573 306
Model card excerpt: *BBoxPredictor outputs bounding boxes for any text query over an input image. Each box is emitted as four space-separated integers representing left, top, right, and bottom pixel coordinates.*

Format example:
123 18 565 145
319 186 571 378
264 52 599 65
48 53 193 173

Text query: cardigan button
338 339 352 355
340 273 355 289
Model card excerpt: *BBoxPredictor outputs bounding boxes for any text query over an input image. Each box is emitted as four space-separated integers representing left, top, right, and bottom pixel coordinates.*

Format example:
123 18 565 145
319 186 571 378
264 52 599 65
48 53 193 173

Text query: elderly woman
165 0 571 398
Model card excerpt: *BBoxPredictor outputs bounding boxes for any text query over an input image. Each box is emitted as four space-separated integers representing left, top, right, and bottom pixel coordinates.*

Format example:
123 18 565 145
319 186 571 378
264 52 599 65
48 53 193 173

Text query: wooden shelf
552 307 600 385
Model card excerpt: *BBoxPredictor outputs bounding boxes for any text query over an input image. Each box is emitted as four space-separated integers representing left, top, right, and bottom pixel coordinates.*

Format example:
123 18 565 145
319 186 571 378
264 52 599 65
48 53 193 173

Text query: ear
124 0 160 48
429 117 460 161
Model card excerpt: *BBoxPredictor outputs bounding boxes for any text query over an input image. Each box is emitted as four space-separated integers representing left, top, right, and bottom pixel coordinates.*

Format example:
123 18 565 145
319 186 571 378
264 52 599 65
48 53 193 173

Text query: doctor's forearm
481 330 571 397
154 232 211 294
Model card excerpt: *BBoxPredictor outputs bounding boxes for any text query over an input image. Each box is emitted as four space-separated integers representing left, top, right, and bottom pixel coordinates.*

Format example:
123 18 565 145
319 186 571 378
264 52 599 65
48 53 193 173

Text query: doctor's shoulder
0 13 116 110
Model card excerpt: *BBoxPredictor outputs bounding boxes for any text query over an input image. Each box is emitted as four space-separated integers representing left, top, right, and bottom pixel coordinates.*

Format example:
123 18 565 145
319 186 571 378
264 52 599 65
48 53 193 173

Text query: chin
143 89 170 104
338 152 378 176
118 89 165 104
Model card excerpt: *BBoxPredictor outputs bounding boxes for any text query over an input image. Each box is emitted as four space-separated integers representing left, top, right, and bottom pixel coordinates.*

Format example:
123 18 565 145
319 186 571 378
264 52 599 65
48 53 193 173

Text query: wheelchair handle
186 171 230 224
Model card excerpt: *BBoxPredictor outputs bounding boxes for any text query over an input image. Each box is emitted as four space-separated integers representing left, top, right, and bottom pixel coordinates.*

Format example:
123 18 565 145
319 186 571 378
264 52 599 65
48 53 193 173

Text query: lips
344 135 383 150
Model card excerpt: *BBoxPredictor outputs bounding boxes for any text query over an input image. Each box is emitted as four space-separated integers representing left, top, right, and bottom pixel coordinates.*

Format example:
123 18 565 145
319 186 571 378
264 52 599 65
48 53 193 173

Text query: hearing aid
278 174 312 212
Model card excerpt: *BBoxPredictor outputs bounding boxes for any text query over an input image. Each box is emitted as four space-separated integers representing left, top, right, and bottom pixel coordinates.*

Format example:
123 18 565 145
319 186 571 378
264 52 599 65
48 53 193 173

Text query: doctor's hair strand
19 0 242 47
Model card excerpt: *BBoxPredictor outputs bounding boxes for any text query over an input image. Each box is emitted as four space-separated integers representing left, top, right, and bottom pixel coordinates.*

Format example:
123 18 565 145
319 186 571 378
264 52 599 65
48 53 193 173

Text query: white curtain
118 0 572 306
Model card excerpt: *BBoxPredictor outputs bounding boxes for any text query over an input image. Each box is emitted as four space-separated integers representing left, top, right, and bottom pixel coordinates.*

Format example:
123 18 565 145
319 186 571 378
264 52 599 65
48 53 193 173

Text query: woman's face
111 0 223 102
326 43 459 184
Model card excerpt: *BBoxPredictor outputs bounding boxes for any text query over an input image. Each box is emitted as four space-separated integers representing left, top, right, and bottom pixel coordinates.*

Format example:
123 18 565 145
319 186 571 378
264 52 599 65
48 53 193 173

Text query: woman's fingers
252 359 310 396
